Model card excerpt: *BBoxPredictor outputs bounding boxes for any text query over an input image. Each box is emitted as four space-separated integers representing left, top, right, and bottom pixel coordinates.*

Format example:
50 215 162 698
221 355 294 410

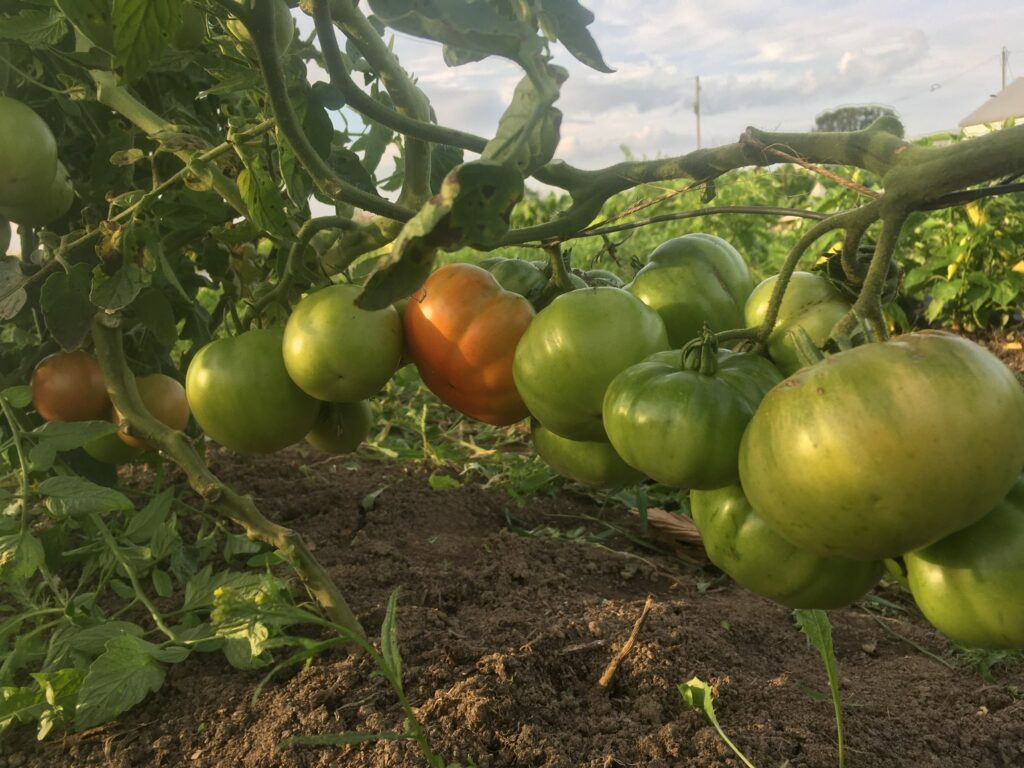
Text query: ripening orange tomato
403 263 534 426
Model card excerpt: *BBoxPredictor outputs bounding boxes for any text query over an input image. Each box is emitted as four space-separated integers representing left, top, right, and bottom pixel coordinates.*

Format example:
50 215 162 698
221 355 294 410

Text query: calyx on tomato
404 263 534 426
603 334 782 489
691 485 883 610
739 331 1024 561
905 475 1024 649
626 234 753 348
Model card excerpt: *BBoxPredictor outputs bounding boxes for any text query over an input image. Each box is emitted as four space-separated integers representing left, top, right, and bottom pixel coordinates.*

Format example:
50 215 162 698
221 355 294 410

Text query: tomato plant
404 263 534 426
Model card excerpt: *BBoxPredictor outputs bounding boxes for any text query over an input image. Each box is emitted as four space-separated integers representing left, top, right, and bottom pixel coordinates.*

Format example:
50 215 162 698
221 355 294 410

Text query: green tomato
0 96 58 208
226 0 294 55
513 287 669 441
306 400 373 454
83 430 143 465
626 234 753 348
743 272 851 375
603 347 782 489
905 475 1024 649
692 485 884 610
0 161 73 228
584 269 624 288
186 329 319 453
282 283 402 402
484 258 548 306
531 422 645 488
739 331 1024 561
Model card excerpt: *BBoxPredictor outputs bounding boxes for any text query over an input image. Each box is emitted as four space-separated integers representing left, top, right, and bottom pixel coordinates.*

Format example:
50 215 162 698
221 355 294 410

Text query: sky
301 0 1022 174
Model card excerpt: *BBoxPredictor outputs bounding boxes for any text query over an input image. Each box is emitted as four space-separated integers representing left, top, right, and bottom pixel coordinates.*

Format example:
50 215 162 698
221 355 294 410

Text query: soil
6 330 1024 768
6 441 1024 768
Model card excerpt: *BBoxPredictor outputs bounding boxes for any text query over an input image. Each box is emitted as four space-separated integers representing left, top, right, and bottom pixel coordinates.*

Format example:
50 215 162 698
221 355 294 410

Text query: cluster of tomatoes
28 232 1024 650
0 96 74 229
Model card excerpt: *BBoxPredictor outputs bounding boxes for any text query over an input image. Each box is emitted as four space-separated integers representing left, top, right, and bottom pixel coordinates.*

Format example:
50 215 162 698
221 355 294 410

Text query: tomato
905 475 1024 649
484 258 548 306
306 400 373 454
226 0 294 54
691 485 883 609
31 351 111 423
283 283 402 402
739 331 1024 560
115 373 190 449
743 272 851 375
531 422 645 488
513 287 669 441
84 417 143 465
603 346 782 489
0 96 59 208
186 329 319 453
0 161 73 228
404 263 534 426
626 234 753 348
584 269 624 288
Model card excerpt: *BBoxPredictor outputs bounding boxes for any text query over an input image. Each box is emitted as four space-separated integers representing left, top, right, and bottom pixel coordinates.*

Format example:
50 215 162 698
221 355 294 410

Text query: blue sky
303 1 1022 172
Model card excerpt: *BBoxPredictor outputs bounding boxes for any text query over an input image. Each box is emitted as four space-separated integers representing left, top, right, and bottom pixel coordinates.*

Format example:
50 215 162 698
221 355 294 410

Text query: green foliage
678 677 757 768
794 609 845 768
814 105 898 132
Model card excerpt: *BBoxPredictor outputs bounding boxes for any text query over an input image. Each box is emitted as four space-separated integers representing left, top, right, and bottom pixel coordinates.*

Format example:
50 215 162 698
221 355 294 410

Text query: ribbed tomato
403 263 534 426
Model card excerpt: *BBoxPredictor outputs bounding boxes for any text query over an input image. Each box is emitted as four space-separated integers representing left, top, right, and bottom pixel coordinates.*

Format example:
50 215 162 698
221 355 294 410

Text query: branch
90 315 366 643
562 206 829 242
243 0 414 220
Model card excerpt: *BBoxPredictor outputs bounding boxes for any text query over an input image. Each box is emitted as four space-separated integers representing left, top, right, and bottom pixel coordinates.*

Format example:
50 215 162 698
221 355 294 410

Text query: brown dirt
5 447 1024 768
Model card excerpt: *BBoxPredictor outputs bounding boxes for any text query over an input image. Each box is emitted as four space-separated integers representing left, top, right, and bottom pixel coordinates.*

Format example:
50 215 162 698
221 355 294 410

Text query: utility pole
694 75 702 149
1002 46 1009 90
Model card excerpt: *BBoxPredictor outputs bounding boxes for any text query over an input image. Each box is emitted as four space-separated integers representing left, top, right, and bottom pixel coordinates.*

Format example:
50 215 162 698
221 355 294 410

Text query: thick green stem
309 0 486 155
835 210 908 340
89 315 366 643
243 0 413 220
545 244 574 291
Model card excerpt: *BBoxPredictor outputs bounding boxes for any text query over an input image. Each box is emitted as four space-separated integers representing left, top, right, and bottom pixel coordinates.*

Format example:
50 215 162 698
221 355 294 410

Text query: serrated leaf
55 0 114 52
28 421 118 471
238 164 291 239
73 634 166 730
40 263 95 351
111 0 180 81
129 287 177 348
69 622 146 657
356 160 523 310
90 262 148 310
0 259 28 321
39 476 133 517
0 533 45 583
0 9 67 46
537 0 613 73
1 385 32 409
182 566 263 613
327 144 379 196
482 66 565 176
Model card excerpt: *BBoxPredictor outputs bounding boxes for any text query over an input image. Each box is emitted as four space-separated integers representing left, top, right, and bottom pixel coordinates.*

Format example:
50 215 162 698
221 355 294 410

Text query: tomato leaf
39 476 133 517
430 144 464 194
90 262 148 311
28 421 119 472
0 259 28 321
795 609 846 768
0 9 68 46
54 0 114 52
40 263 96 351
678 678 757 768
130 287 178 348
535 0 613 73
73 634 167 730
1 385 33 409
238 163 292 239
482 66 565 176
110 0 180 81
0 532 45 583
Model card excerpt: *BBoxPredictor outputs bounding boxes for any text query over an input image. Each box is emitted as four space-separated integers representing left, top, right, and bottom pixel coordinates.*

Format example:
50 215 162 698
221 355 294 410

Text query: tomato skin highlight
906 475 1024 650
31 351 111 423
739 331 1024 561
513 287 670 441
603 349 782 489
626 234 753 348
692 485 884 610
283 283 403 403
531 422 645 489
115 374 190 450
404 263 534 426
186 329 319 454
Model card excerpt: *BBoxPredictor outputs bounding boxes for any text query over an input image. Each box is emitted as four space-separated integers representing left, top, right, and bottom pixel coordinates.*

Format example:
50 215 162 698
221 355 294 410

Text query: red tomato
403 263 534 426
31 351 110 423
